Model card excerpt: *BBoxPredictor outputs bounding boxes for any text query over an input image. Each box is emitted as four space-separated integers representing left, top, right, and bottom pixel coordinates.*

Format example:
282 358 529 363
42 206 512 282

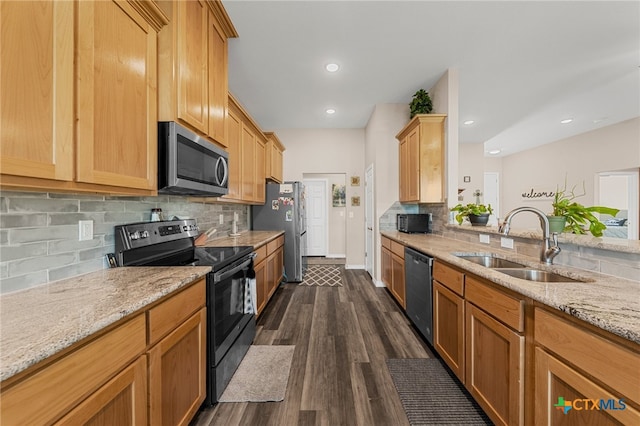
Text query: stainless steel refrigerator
252 182 306 282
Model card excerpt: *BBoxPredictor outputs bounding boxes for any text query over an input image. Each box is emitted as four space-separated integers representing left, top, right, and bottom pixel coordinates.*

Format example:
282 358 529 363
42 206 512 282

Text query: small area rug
218 345 295 402
386 358 493 425
298 264 343 287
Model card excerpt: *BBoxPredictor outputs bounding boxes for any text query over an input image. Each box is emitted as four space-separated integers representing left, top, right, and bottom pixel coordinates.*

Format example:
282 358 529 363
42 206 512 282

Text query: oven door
209 255 254 365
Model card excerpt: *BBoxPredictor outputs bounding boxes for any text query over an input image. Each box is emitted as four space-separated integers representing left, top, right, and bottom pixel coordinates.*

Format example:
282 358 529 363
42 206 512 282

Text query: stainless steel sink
494 268 582 283
454 253 525 269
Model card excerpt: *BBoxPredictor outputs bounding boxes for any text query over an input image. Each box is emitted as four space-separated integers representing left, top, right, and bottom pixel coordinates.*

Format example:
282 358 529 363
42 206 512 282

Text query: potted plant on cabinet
409 89 433 118
549 182 619 236
450 203 494 226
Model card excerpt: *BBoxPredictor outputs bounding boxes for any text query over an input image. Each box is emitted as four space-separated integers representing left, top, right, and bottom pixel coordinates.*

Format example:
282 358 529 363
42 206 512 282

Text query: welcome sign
521 188 556 201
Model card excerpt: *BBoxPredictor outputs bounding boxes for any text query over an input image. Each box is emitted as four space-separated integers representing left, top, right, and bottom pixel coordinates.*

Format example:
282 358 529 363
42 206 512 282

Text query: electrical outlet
479 234 490 244
219 214 224 224
79 220 93 241
501 237 514 249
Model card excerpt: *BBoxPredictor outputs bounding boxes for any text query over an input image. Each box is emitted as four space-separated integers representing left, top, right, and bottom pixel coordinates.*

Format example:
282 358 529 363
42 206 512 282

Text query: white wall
277 128 365 267
364 104 409 282
500 117 640 228
458 143 485 204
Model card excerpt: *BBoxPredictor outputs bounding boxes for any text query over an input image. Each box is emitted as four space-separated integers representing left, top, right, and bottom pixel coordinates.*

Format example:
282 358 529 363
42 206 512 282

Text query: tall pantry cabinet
0 0 167 195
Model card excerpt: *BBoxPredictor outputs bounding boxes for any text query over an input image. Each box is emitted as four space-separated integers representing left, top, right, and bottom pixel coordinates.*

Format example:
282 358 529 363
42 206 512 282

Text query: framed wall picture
332 184 346 207
351 196 360 207
351 176 360 186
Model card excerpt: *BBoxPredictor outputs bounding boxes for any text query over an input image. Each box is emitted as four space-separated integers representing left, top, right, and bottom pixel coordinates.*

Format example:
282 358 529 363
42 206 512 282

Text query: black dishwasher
404 247 434 345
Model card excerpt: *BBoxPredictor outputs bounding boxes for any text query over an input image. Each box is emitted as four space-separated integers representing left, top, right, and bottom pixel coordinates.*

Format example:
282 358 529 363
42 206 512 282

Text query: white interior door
484 172 500 225
303 179 328 256
365 165 374 278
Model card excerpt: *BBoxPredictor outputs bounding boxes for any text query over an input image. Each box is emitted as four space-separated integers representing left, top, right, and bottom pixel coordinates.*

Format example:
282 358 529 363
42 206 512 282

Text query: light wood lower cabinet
534 308 640 426
255 235 285 316
0 278 206 426
382 238 406 308
55 356 147 426
465 302 524 426
148 308 206 426
433 279 465 381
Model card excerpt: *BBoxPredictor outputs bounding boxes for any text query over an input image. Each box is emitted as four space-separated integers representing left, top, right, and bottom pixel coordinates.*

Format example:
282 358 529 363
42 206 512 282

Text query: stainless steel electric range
114 219 256 405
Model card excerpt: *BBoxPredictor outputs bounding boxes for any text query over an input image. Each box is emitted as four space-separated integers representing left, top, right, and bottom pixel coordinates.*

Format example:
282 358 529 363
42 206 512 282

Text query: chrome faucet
498 207 561 265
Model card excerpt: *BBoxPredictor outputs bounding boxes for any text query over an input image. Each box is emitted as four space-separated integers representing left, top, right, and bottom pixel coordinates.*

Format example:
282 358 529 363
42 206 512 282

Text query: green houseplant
549 182 619 237
409 89 433 118
450 203 494 226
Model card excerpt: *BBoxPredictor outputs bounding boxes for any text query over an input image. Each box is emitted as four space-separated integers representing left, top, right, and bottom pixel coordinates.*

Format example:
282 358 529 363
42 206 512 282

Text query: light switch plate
501 237 514 249
479 234 490 244
79 220 93 241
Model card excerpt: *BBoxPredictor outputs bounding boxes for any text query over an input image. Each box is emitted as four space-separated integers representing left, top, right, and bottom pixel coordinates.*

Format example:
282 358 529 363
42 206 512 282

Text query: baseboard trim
326 254 346 259
345 264 365 270
374 279 386 288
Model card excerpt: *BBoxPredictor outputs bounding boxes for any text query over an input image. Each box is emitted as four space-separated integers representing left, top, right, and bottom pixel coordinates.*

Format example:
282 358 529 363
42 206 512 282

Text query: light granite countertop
382 231 640 344
0 266 211 382
202 230 284 249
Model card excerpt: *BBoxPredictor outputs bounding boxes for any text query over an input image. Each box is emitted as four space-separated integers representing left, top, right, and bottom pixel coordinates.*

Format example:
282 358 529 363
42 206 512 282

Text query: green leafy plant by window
409 89 433 118
550 181 619 237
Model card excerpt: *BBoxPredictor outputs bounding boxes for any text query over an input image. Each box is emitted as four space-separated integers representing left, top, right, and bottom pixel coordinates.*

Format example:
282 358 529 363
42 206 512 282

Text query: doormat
298 265 343 287
218 345 295 402
386 358 493 425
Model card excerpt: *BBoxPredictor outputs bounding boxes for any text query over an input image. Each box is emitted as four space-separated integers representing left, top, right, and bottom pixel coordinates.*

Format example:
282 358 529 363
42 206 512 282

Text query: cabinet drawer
267 235 284 254
391 241 405 258
148 279 205 345
466 277 524 332
535 308 640 404
381 236 391 250
254 244 268 265
0 314 146 426
433 260 464 296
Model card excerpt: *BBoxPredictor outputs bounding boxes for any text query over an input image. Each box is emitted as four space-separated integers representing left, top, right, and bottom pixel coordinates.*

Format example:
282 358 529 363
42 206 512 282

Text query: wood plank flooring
192 267 434 426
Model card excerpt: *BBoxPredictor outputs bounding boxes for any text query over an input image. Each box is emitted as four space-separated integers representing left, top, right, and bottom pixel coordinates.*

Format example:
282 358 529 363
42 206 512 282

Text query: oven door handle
213 254 256 283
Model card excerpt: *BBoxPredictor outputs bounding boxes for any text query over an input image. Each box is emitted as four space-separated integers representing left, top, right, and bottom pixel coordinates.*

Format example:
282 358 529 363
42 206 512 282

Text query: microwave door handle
216 156 229 186
213 255 254 283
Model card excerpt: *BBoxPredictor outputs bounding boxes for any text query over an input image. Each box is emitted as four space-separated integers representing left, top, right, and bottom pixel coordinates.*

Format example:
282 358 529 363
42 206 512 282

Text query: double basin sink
454 253 583 283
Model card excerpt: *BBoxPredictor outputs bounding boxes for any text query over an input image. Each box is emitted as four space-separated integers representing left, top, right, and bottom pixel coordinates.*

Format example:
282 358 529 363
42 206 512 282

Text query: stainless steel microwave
158 121 229 197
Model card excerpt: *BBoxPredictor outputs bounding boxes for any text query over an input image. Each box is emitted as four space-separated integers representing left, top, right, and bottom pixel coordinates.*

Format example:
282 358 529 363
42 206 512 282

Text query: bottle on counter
151 208 162 222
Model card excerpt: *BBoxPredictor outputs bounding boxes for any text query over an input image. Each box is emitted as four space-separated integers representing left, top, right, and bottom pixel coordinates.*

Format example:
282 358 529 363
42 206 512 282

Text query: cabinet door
76 0 157 190
466 302 524 426
241 126 256 201
148 308 206 426
275 246 284 287
55 356 147 426
535 347 640 426
266 252 276 297
255 260 267 316
255 138 266 203
207 8 227 147
224 108 242 200
405 127 420 201
0 0 74 181
381 247 392 287
391 253 405 308
398 138 408 201
175 0 208 133
433 280 465 382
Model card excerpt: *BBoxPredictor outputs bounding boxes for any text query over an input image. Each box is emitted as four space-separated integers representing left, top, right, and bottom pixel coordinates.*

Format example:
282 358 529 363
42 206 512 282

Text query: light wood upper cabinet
224 94 267 204
157 0 237 148
264 132 286 183
0 0 167 195
76 0 160 191
0 0 74 182
396 114 447 203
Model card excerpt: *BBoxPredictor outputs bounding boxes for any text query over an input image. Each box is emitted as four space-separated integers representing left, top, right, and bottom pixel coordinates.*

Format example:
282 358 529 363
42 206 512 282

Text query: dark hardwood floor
192 267 434 426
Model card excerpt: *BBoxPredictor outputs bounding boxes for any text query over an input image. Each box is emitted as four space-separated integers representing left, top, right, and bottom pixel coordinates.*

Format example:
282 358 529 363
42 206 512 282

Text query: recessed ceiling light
488 149 501 155
560 118 573 124
325 108 336 114
325 63 339 72
463 120 475 125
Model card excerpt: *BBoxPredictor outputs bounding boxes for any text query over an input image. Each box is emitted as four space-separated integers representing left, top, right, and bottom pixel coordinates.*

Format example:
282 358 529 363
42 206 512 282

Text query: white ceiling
223 0 640 156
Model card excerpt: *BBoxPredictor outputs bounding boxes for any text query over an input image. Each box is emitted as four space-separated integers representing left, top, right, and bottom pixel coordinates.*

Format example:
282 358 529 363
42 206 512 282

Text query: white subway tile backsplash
0 191 249 294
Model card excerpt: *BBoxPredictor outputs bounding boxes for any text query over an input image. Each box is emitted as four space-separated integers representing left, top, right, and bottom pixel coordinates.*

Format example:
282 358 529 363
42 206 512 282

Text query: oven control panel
115 219 200 251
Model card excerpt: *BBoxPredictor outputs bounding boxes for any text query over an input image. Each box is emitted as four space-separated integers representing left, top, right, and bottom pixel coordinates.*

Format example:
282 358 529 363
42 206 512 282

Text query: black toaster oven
397 213 432 233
